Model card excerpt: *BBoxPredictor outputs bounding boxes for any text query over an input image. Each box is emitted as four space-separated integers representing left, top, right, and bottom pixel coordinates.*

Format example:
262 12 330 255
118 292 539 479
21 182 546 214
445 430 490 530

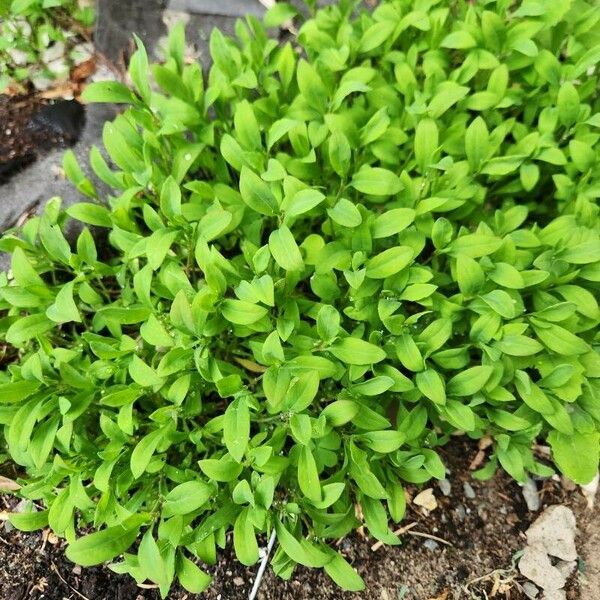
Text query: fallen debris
525 505 577 562
518 505 578 597
413 488 438 512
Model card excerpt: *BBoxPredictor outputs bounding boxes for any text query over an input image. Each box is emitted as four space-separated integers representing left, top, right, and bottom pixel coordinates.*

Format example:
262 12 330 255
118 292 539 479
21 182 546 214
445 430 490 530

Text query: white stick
248 529 277 600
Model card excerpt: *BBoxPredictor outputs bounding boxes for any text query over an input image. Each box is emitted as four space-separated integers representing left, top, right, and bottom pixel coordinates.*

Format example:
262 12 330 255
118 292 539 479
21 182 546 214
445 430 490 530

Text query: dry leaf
233 357 267 373
0 475 21 491
413 488 438 511
427 589 449 600
72 57 97 82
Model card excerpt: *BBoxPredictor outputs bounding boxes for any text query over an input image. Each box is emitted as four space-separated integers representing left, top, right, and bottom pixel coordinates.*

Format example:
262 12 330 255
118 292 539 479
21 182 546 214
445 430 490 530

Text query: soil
1 438 597 600
0 94 85 184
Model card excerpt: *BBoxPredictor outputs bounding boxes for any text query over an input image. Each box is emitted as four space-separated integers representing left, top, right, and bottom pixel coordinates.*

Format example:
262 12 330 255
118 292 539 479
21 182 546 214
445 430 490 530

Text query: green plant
0 0 94 91
1 0 599 594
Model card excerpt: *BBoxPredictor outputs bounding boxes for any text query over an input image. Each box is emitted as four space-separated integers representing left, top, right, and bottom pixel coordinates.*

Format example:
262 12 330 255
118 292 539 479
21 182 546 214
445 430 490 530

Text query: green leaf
130 429 165 479
366 247 413 279
234 100 261 150
264 2 297 27
416 369 446 405
532 324 589 355
297 60 328 114
414 118 438 172
163 481 213 517
65 515 147 566
138 529 171 594
465 117 489 171
327 198 362 228
233 508 259 566
160 176 182 221
324 552 365 591
328 131 351 177
5 314 55 345
548 431 599 484
269 226 304 271
239 166 278 215
223 396 250 463
283 189 326 217
329 337 386 365
449 234 502 258
371 208 415 238
198 455 243 482
441 30 477 49
128 355 164 387
557 82 579 126
46 282 81 324
177 555 212 594
221 299 269 325
495 335 543 356
298 445 321 503
274 520 331 567
447 366 493 396
351 166 402 196
81 81 137 104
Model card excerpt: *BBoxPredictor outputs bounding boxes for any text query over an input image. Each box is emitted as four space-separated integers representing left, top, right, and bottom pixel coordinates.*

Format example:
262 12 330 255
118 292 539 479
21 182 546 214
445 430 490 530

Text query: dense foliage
0 0 94 91
1 0 600 594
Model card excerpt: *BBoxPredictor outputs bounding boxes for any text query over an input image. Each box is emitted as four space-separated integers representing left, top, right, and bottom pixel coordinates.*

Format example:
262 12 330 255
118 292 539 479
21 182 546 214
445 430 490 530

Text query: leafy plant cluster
0 0 94 91
1 0 600 594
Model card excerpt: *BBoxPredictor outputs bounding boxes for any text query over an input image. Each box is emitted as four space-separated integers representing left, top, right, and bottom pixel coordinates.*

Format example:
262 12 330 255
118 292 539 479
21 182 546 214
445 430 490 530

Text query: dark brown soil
0 94 84 183
0 439 595 600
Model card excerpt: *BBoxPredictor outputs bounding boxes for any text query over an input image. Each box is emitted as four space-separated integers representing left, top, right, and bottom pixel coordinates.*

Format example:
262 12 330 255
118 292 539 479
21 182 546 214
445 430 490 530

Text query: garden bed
1 439 596 599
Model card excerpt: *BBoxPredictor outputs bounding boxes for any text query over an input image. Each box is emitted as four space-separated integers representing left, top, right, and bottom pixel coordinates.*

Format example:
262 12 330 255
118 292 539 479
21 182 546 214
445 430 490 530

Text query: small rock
555 560 577 579
70 42 94 65
233 577 244 587
413 488 437 511
526 505 577 562
46 57 70 78
29 100 85 143
42 42 65 64
438 479 451 496
423 539 439 551
581 472 599 509
522 581 539 599
522 477 541 512
561 477 577 492
542 590 566 600
519 545 566 591
7 49 28 66
463 482 476 499
456 504 466 521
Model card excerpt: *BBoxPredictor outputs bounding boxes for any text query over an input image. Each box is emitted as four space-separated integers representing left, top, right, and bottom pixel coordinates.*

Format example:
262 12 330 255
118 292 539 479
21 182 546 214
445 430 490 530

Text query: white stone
526 505 577 562
519 545 566 591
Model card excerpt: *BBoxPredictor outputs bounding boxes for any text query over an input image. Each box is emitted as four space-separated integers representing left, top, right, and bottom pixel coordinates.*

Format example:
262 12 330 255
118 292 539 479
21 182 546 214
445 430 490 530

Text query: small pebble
423 539 439 551
233 577 244 587
456 504 466 520
522 477 541 512
463 482 476 499
522 581 539 599
438 479 451 496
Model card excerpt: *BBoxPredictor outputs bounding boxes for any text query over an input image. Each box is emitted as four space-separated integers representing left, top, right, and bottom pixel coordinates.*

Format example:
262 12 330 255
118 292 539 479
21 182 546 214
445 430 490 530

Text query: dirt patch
0 95 84 184
0 439 596 600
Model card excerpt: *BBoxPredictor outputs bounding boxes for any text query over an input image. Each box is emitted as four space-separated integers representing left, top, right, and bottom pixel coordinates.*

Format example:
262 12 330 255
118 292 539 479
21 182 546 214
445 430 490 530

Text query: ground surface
1 439 596 600
0 95 83 184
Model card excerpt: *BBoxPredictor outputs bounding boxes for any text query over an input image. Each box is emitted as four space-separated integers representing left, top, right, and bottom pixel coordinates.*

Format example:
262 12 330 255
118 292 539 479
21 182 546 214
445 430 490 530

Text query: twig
371 522 418 551
407 530 454 547
248 529 277 600
50 562 92 600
